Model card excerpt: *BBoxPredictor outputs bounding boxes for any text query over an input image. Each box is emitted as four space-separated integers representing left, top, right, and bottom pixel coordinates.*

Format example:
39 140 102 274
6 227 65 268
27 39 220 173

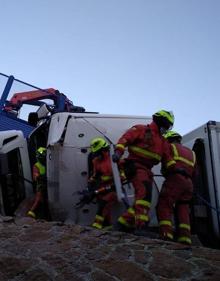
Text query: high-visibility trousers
30 191 43 212
95 191 117 226
118 166 153 229
157 173 193 244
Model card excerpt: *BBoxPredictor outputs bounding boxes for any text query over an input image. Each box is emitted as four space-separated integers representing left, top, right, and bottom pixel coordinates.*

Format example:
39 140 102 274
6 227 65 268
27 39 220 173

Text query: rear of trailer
183 121 220 248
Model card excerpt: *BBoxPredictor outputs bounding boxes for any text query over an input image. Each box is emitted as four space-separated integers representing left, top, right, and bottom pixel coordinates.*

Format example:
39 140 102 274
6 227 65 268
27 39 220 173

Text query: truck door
191 138 219 248
0 148 26 216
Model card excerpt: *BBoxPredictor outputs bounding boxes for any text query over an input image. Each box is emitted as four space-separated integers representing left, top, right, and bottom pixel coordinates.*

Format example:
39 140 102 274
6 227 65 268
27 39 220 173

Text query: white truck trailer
182 121 220 248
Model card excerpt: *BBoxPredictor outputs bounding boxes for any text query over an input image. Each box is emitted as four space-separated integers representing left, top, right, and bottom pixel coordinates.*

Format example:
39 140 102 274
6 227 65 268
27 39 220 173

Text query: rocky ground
0 215 220 281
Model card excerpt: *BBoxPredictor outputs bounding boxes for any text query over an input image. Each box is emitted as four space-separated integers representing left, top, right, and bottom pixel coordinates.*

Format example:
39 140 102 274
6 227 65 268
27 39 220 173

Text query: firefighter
157 131 196 245
88 137 125 230
27 147 48 219
112 110 176 233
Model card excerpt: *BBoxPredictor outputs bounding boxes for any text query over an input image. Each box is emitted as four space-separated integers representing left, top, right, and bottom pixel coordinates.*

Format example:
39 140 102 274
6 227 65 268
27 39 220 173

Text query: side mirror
0 153 9 175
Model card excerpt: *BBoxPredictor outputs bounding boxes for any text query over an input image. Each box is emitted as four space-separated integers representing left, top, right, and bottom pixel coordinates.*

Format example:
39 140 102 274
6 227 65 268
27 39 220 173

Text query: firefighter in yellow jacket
27 147 48 219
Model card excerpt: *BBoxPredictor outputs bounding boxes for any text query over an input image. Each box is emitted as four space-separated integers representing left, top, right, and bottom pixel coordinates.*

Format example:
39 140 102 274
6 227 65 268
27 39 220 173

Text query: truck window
0 148 25 216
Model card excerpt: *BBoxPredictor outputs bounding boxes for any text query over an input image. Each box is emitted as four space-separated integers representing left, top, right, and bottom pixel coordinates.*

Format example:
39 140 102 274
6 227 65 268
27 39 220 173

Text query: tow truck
0 73 85 135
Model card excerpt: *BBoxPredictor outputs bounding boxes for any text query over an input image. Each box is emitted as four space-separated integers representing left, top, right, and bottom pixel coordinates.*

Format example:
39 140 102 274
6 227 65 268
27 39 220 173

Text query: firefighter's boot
158 220 174 242
91 215 105 230
114 222 134 233
27 210 36 219
177 223 192 246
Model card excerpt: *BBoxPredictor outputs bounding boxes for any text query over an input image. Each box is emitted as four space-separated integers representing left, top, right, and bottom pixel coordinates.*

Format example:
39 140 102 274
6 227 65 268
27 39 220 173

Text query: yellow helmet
153 110 174 125
36 147 46 157
164 131 182 141
36 147 46 163
90 138 109 153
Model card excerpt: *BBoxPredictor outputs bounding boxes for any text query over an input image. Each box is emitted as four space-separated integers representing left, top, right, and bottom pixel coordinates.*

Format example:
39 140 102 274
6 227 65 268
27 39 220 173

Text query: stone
0 217 219 281
94 259 154 281
149 249 194 279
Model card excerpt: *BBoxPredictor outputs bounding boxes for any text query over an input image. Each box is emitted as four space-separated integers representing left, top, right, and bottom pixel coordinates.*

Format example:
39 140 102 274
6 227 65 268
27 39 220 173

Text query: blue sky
0 0 219 134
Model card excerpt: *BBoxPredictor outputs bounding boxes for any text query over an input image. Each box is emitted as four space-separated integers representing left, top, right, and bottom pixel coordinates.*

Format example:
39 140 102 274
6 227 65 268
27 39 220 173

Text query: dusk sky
0 0 219 134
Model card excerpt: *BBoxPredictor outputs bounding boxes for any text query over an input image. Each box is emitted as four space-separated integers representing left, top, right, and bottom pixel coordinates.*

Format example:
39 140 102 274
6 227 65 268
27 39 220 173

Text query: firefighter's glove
160 167 167 177
87 182 97 192
112 151 121 163
78 189 95 204
123 159 137 180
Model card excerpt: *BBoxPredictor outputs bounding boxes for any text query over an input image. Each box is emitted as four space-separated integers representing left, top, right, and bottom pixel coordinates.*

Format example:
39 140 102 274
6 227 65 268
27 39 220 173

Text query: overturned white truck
46 113 155 225
0 114 220 248
0 113 159 223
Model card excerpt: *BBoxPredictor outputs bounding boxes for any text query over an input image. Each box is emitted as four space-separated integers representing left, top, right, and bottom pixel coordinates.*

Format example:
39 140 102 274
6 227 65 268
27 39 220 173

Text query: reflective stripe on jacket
115 121 175 169
166 143 196 177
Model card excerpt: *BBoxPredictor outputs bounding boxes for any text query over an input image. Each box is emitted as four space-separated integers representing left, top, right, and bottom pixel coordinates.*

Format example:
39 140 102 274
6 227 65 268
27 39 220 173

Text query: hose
153 174 220 215
194 192 220 215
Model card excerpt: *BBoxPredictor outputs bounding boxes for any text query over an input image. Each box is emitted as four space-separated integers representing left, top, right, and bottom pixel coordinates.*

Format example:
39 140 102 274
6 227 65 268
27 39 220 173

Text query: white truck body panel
0 130 33 215
46 113 162 225
182 121 220 241
0 130 25 153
